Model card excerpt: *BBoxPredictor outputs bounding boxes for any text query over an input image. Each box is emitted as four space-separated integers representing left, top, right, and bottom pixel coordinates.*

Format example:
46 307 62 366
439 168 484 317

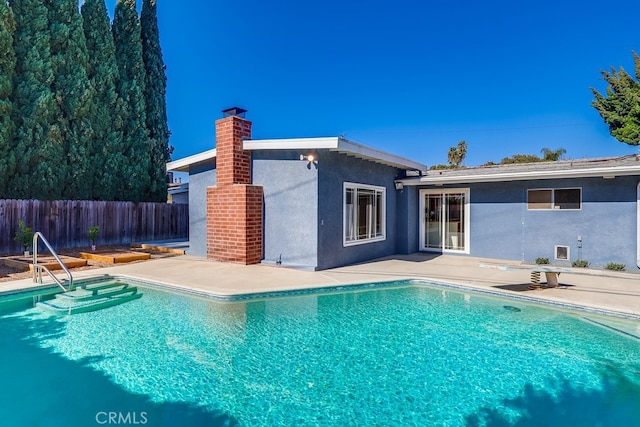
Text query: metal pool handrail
32 232 73 292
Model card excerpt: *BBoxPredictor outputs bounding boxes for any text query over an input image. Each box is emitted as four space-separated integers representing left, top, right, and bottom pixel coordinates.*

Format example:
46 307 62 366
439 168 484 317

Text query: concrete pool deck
2 253 639 319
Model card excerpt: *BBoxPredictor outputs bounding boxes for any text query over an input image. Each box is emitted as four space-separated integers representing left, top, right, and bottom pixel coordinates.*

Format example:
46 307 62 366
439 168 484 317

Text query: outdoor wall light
300 154 317 165
394 181 404 191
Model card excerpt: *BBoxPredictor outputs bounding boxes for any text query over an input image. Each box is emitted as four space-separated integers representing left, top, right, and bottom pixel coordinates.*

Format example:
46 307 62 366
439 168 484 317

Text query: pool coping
3 254 640 322
14 273 638 323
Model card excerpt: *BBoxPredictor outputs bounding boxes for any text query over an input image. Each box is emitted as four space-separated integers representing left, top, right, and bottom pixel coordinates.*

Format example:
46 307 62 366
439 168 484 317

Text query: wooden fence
0 199 188 255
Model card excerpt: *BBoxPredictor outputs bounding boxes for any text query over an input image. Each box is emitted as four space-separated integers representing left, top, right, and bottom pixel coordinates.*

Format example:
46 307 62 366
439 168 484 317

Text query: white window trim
343 182 386 247
419 188 470 254
527 188 582 211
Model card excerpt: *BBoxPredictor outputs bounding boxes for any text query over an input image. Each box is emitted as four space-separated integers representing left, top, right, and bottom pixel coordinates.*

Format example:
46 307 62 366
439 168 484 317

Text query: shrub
572 259 590 268
14 220 33 252
88 225 100 245
605 262 625 271
535 257 549 265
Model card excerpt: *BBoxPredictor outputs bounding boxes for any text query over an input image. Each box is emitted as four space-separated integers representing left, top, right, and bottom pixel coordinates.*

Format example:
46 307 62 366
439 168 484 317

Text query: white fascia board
244 136 426 171
166 149 217 172
337 138 427 172
243 137 340 151
169 136 428 172
401 165 640 185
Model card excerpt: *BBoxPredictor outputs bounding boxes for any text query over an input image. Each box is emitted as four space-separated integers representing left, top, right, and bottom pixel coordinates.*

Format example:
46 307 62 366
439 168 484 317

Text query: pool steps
37 280 142 315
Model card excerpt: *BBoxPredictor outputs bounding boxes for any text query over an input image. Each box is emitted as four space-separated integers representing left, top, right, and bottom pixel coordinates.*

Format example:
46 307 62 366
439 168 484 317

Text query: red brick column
215 117 252 185
207 185 263 264
206 113 264 264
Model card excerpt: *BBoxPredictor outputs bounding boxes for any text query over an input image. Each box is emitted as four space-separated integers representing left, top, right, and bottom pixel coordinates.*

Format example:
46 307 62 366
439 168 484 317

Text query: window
527 188 581 210
344 183 385 246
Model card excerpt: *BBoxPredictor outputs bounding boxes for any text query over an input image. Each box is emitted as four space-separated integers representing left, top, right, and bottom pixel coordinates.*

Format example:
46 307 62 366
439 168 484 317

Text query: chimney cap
222 107 247 118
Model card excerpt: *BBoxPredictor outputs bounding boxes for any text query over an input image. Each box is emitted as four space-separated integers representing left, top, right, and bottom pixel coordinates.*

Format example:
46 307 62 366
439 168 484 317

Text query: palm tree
541 147 566 161
448 140 468 166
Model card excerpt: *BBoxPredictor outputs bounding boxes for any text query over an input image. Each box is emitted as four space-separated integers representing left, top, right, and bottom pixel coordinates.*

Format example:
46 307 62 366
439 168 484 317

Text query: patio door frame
419 188 470 254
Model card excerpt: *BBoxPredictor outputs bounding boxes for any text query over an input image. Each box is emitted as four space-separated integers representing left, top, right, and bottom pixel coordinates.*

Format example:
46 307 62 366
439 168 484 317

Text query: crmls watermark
95 412 148 425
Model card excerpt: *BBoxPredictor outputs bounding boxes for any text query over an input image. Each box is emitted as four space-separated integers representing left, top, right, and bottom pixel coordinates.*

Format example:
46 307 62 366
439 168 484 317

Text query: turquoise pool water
1 279 639 426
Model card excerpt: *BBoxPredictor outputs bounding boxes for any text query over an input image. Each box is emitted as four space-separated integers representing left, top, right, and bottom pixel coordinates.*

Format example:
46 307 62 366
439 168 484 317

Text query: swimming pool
1 278 639 426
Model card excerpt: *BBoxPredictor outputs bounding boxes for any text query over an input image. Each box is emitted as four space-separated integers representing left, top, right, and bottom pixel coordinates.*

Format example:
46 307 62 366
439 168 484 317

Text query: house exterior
167 181 188 204
167 108 640 272
397 156 640 271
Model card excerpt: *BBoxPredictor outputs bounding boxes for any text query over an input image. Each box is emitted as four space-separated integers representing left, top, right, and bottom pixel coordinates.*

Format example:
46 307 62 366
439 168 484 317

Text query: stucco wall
186 148 639 272
418 176 639 271
252 150 319 269
186 149 400 270
466 181 528 261
316 151 401 270
395 185 419 254
187 162 216 257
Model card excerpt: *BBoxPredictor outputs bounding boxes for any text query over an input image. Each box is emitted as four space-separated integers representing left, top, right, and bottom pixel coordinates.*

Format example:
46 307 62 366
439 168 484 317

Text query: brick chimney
206 108 263 264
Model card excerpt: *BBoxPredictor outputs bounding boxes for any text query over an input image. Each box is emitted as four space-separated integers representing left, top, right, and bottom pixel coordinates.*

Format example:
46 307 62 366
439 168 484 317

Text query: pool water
1 280 639 426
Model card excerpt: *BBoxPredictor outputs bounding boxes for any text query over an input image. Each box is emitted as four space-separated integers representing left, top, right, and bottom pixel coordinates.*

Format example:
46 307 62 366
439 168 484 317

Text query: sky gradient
106 0 640 167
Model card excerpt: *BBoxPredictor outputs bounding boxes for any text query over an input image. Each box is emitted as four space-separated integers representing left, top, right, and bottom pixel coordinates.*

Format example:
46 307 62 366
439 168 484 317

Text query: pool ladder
32 232 73 292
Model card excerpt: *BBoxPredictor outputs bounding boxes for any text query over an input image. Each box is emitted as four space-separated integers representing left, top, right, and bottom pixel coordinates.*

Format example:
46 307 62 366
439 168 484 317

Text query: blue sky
106 0 640 167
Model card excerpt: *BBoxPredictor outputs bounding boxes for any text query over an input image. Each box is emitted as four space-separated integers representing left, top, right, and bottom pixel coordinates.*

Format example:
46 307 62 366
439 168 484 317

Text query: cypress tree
46 0 95 200
112 0 150 202
82 0 124 200
8 0 65 200
141 0 172 202
0 3 16 196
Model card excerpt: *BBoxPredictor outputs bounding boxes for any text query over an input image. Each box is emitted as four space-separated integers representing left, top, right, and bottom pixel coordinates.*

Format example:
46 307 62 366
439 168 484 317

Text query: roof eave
166 148 217 172
167 137 428 173
243 137 340 151
401 165 640 185
335 137 427 172
244 136 427 172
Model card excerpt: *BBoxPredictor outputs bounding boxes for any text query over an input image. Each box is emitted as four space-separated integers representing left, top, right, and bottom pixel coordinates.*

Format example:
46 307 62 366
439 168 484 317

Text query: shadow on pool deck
493 283 578 292
0 313 238 427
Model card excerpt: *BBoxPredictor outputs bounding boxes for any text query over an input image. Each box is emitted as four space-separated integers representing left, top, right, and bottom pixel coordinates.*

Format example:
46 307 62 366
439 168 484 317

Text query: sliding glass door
420 189 469 253
424 193 443 249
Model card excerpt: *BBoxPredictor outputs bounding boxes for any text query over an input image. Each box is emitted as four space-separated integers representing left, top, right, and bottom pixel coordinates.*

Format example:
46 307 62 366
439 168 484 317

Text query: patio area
2 252 639 319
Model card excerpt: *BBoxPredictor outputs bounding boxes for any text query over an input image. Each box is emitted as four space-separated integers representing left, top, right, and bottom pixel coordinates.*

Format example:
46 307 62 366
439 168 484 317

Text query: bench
529 267 571 289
